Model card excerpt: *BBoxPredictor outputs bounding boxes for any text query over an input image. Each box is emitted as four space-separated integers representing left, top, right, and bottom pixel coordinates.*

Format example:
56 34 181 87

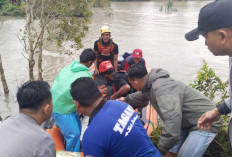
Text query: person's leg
178 131 217 157
73 111 81 151
169 130 188 154
53 111 81 152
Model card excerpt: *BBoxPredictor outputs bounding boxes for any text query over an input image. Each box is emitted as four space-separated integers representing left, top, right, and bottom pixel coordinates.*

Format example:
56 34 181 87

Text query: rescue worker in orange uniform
94 26 119 74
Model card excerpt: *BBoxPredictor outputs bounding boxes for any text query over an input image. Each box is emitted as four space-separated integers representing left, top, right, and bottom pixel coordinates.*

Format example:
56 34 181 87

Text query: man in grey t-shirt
0 81 56 157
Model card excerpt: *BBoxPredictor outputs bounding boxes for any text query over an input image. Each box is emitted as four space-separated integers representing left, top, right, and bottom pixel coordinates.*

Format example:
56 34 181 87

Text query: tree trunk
38 0 44 81
26 0 35 81
0 55 9 94
28 50 35 81
38 43 43 80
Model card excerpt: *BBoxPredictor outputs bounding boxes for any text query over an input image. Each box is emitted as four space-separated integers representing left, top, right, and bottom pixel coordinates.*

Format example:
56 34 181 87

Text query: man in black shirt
94 61 135 100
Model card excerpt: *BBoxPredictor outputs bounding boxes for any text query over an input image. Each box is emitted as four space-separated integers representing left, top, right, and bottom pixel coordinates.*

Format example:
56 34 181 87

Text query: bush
92 0 110 8
190 59 230 157
0 0 8 9
159 0 177 13
150 120 163 147
0 1 25 16
189 59 229 103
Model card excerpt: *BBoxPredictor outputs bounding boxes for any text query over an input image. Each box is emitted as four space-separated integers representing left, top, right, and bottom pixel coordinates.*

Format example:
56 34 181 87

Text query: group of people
1 0 232 156
51 26 149 155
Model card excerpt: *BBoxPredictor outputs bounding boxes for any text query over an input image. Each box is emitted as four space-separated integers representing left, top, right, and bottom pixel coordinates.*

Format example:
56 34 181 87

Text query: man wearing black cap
185 0 232 149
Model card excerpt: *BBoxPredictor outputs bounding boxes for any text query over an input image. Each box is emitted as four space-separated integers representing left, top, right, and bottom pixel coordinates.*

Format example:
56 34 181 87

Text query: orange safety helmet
99 61 113 73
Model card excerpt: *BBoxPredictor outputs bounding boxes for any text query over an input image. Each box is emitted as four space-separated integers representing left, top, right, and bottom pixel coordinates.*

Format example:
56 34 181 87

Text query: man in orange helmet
94 61 135 100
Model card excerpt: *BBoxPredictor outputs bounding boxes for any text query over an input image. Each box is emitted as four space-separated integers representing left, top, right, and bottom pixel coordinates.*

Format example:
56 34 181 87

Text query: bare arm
114 54 118 72
125 91 149 109
94 51 99 75
110 84 130 100
198 108 221 130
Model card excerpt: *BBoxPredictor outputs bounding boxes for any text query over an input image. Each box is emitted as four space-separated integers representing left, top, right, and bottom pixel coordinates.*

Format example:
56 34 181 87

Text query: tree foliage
19 0 92 80
0 0 9 9
27 0 91 52
0 0 25 16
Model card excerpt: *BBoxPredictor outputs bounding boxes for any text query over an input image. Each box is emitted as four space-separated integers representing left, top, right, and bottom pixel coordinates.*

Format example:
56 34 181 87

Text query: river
0 0 228 119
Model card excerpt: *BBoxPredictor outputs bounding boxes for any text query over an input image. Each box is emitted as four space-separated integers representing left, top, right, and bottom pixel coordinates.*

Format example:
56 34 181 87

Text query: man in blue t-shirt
70 77 161 157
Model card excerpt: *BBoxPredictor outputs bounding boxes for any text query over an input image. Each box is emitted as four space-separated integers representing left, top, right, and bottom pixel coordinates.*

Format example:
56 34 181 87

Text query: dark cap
185 0 232 41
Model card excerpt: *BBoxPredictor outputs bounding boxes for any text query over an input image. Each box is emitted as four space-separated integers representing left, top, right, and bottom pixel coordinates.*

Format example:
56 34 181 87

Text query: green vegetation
91 0 110 8
20 0 92 80
190 60 230 157
159 0 177 13
0 0 111 17
150 120 163 148
150 60 231 156
0 0 8 9
189 59 229 103
0 0 25 16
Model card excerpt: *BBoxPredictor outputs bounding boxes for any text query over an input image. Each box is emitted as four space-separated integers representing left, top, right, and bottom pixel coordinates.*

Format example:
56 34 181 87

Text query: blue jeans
53 111 81 152
169 130 217 157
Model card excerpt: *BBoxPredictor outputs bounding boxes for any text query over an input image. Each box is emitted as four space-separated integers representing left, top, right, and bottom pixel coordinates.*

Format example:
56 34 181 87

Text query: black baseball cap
185 0 232 41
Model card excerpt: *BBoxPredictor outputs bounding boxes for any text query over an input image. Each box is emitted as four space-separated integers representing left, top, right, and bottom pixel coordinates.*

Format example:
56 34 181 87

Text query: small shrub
0 0 8 9
189 59 229 103
150 120 163 147
0 1 25 16
190 59 230 157
92 0 110 8
159 0 177 13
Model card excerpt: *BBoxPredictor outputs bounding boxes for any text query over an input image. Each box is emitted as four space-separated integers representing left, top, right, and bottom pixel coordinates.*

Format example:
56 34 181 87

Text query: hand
94 68 99 75
197 108 221 130
110 94 117 100
76 108 82 115
117 97 125 102
165 152 178 157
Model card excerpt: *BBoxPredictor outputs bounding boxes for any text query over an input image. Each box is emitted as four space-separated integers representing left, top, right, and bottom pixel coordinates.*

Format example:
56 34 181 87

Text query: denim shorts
169 130 217 157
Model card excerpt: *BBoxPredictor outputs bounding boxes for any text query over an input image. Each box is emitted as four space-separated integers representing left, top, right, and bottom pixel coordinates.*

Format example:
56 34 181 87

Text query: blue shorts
53 111 81 152
169 130 217 157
